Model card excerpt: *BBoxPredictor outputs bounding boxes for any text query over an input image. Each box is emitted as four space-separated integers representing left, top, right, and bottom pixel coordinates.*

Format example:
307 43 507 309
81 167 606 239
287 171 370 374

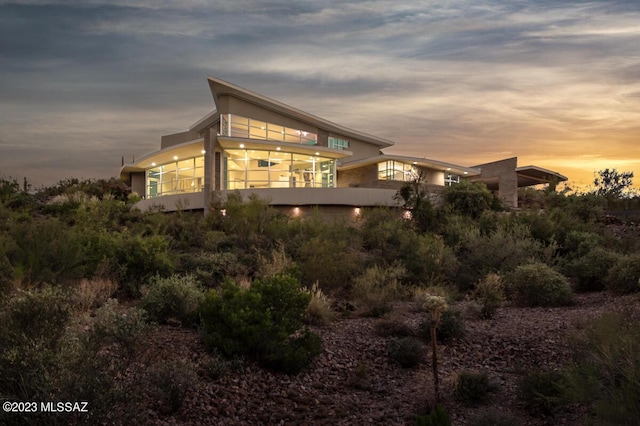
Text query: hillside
132 291 639 425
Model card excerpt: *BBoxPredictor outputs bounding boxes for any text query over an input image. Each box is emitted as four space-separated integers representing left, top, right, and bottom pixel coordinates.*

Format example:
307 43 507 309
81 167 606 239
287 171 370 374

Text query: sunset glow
0 1 639 191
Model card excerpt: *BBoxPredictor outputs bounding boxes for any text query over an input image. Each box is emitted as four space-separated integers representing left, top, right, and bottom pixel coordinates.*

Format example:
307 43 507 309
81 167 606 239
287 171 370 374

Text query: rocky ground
133 292 640 426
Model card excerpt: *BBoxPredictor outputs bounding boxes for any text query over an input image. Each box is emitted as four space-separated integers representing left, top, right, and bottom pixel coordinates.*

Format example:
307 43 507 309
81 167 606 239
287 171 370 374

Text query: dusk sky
1 0 639 190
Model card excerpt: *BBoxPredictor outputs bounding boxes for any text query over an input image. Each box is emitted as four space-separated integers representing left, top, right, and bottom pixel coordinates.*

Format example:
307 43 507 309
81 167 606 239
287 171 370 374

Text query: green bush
303 282 336 326
361 209 457 286
444 180 499 219
516 369 565 417
605 253 640 294
0 287 71 400
565 246 620 292
7 218 84 285
563 312 640 424
416 404 451 426
177 251 245 287
454 371 497 405
113 233 174 297
145 358 198 415
389 337 423 368
453 223 555 292
199 274 321 374
141 274 204 327
93 299 149 359
506 262 573 307
472 273 505 319
419 309 465 343
374 319 414 337
299 233 363 296
352 264 404 317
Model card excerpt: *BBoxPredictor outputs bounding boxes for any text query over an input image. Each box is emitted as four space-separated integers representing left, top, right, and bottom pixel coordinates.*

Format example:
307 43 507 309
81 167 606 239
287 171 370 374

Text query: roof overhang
338 154 481 177
122 138 205 173
218 136 352 160
207 76 395 148
516 165 568 187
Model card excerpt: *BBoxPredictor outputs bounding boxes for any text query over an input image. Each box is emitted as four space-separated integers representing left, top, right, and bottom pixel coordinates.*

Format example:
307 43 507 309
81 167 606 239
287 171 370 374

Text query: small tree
394 169 438 233
420 294 449 403
593 168 634 200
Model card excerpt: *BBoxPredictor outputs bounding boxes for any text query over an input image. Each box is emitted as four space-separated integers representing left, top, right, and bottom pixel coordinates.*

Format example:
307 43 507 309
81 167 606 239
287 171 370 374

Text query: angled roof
339 154 481 176
207 76 395 148
516 165 568 187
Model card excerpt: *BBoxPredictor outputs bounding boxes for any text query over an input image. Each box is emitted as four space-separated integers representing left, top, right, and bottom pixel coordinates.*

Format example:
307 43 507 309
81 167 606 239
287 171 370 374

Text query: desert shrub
0 236 13 296
55 326 141 424
564 246 620 292
388 337 423 368
7 217 84 285
141 274 204 327
93 299 149 359
199 274 321 374
260 328 322 374
374 319 414 337
113 233 174 297
453 223 555 292
352 263 404 317
506 262 573 307
444 180 499 219
561 230 604 262
605 253 640 294
74 277 118 311
563 312 640 424
201 351 228 380
404 233 459 286
454 371 497 405
419 309 465 343
177 251 245 287
472 273 505 319
0 287 71 400
145 358 198 415
468 408 518 426
416 404 452 426
299 233 363 296
256 244 300 279
210 192 288 251
303 282 335 326
517 369 565 417
361 209 457 285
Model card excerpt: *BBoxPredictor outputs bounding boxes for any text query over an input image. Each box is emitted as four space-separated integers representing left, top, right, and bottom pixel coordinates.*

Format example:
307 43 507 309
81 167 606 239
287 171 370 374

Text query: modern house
120 76 567 216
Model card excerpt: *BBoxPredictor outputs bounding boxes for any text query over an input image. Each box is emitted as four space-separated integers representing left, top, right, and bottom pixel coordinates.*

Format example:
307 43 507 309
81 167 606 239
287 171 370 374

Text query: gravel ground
130 291 640 426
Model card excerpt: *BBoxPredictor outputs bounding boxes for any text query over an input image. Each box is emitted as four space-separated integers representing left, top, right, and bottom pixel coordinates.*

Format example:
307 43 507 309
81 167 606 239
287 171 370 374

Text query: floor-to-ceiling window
224 148 335 190
145 156 204 198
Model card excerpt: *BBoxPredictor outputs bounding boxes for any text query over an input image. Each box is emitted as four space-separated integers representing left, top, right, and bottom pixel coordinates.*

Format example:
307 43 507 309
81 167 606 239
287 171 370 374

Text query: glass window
223 148 334 189
145 156 205 198
378 161 415 181
445 173 460 186
224 114 317 145
328 137 349 150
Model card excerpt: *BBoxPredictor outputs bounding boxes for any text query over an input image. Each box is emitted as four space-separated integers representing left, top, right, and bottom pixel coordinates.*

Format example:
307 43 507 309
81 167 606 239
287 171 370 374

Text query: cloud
1 0 639 189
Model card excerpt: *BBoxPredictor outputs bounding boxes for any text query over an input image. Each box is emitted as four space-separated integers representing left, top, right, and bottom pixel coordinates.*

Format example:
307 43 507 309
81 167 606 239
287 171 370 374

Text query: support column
203 127 215 214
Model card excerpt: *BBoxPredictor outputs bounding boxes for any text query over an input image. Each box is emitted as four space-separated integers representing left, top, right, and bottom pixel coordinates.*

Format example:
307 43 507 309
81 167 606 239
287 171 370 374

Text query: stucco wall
161 131 200 149
473 157 518 208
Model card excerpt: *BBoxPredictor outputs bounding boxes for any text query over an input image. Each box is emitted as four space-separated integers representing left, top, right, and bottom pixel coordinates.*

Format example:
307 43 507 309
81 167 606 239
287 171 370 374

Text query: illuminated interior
378 160 416 181
221 114 317 145
146 156 205 198
224 148 335 189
